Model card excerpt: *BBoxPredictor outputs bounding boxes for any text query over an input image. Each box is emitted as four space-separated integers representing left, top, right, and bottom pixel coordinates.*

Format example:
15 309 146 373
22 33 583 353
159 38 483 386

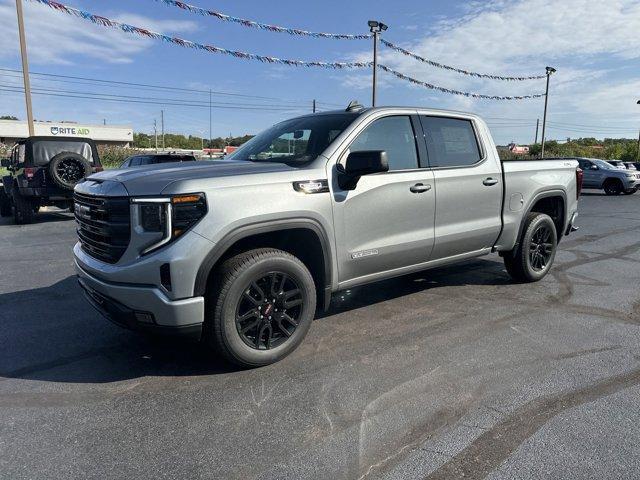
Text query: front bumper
76 261 204 337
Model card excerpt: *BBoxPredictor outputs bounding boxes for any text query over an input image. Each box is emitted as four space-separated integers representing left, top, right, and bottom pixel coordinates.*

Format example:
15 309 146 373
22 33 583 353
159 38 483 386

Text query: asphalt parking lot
1 190 640 480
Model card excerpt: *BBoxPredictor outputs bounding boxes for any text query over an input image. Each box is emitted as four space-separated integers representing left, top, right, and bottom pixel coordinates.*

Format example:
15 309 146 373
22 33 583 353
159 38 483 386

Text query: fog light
134 312 155 324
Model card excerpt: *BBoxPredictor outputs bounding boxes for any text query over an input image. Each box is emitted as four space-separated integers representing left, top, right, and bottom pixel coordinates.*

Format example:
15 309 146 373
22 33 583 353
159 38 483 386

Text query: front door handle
483 177 499 186
410 183 432 193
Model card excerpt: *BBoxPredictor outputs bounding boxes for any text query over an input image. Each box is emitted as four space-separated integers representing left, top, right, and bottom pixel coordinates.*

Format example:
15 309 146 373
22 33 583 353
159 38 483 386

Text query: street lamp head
368 20 388 33
637 100 640 104
546 66 556 74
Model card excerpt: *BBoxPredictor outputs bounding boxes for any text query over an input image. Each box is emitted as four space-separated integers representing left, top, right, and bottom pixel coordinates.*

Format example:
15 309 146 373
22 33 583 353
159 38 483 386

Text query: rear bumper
75 260 204 337
17 186 73 201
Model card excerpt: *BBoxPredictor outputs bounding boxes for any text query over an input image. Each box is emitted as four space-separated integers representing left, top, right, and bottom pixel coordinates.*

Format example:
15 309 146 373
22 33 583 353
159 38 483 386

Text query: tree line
132 132 254 150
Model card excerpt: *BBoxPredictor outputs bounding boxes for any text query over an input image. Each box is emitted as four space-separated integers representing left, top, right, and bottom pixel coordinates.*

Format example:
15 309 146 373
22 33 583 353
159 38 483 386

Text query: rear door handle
410 183 432 193
483 178 499 186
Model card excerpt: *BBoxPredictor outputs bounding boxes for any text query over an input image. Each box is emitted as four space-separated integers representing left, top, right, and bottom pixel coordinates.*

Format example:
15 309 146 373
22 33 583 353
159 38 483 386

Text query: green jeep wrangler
0 136 102 224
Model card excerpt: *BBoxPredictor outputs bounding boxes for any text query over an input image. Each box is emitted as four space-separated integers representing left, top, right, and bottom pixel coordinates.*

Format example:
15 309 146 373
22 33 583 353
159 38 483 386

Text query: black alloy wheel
55 158 85 185
528 224 554 272
205 248 316 367
235 272 303 350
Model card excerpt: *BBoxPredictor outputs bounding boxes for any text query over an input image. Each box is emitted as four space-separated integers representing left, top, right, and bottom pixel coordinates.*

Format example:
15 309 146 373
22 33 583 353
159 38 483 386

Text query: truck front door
419 116 503 259
331 115 436 286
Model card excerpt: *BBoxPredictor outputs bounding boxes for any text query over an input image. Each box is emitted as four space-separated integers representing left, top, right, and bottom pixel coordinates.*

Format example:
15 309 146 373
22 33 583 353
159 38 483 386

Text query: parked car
73 105 581 367
623 162 637 170
120 153 197 168
577 158 638 195
606 160 627 170
1 136 102 224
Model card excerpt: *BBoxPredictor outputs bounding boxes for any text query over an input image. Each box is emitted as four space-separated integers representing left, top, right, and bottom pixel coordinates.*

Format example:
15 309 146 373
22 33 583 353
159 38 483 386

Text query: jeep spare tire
49 152 91 190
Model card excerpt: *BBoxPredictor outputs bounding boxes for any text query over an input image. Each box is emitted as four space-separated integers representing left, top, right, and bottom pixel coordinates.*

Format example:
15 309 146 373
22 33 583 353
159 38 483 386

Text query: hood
79 159 297 196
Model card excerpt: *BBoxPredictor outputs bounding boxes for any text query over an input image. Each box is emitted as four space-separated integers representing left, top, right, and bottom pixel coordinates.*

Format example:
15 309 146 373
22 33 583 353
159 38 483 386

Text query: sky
0 0 639 144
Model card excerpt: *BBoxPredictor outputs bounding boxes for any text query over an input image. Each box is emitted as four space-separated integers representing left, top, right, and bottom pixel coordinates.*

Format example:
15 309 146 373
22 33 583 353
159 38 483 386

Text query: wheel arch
194 218 333 310
515 189 567 249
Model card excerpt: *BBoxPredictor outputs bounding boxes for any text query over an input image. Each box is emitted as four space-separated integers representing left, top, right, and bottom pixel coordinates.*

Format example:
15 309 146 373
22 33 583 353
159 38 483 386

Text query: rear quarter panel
496 159 579 251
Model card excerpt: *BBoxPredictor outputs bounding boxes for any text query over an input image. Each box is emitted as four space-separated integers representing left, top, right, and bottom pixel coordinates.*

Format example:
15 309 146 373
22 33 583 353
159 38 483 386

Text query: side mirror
0 158 10 168
338 150 388 190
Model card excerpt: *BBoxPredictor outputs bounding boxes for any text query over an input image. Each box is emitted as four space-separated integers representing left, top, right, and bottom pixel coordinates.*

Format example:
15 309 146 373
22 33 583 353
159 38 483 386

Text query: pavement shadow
0 209 74 226
0 276 236 384
0 259 508 384
321 258 509 318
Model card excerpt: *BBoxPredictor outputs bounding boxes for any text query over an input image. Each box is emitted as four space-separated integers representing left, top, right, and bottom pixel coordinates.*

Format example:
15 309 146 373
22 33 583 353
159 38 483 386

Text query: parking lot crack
423 367 640 480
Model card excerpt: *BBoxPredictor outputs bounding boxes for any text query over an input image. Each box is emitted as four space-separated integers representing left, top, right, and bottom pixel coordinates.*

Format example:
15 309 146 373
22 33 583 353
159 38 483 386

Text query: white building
0 120 133 147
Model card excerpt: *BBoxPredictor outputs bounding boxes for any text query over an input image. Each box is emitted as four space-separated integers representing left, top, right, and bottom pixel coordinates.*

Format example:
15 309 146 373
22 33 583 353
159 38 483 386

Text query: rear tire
603 179 623 195
0 188 11 217
204 248 316 367
504 212 557 283
12 189 34 225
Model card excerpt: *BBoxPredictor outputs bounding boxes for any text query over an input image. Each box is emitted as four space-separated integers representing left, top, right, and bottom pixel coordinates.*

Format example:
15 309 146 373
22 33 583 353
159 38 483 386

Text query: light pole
15 0 34 136
368 20 388 107
540 66 556 158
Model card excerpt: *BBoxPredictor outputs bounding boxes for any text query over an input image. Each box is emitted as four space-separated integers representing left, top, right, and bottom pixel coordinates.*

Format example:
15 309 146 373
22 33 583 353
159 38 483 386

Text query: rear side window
349 116 418 171
420 116 482 168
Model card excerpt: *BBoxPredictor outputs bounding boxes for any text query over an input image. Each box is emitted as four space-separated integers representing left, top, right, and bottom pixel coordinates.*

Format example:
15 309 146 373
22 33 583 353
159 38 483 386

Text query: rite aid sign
50 126 90 136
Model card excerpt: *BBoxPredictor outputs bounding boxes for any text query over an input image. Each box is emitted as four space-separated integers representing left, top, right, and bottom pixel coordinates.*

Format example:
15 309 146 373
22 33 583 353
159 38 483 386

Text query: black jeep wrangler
0 136 102 224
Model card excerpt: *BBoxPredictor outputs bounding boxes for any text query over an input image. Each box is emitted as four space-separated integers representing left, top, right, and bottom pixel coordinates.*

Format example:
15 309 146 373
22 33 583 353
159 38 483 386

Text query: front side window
420 116 482 168
349 116 418 170
228 113 359 166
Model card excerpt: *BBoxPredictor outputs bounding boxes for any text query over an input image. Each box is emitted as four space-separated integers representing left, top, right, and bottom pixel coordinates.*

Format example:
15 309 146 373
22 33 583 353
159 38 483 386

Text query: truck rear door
418 115 502 259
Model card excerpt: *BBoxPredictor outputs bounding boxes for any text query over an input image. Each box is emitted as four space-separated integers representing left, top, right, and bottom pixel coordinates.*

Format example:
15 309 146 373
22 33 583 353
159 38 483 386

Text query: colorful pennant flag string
153 0 372 40
377 65 546 100
28 0 546 100
28 0 372 69
380 39 546 81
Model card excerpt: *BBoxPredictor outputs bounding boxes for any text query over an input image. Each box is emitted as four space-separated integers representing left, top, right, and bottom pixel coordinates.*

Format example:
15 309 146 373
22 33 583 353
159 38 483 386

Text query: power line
0 68 318 103
0 87 314 113
0 82 319 109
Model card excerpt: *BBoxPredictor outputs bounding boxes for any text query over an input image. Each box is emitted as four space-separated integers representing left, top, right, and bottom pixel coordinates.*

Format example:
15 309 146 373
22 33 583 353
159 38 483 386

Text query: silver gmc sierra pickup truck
74 104 581 367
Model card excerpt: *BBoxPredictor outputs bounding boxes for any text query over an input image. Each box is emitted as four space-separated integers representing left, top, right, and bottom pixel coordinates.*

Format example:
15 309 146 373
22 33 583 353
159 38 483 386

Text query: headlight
132 193 207 254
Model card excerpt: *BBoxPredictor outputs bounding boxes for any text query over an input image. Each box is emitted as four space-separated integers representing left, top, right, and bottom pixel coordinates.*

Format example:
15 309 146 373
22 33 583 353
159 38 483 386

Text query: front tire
204 248 316 367
504 212 557 283
603 179 622 195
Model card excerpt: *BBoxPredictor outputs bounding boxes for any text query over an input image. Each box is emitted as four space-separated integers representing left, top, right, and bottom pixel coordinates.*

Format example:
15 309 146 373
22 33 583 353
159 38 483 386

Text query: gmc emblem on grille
75 203 92 220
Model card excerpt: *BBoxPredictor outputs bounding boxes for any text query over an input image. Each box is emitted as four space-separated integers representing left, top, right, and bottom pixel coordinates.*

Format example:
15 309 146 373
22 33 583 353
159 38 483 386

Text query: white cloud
348 0 640 142
0 0 199 65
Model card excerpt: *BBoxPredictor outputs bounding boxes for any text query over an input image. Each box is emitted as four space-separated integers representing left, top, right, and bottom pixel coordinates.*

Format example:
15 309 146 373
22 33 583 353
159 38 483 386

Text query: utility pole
153 119 158 152
103 118 106 125
160 109 165 151
312 99 316 113
534 118 540 144
15 0 34 136
209 88 212 157
540 66 556 159
636 100 640 161
368 20 388 107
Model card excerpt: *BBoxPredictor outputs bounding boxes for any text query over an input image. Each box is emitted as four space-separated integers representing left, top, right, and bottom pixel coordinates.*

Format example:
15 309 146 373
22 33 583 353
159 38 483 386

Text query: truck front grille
74 192 131 264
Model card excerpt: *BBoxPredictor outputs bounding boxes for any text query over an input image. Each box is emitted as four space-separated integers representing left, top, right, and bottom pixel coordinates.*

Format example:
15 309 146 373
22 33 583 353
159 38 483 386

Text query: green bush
98 146 143 169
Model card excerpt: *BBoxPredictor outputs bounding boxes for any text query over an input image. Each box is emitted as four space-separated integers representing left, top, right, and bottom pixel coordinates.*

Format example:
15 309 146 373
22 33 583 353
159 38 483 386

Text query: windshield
594 159 615 170
227 113 359 165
